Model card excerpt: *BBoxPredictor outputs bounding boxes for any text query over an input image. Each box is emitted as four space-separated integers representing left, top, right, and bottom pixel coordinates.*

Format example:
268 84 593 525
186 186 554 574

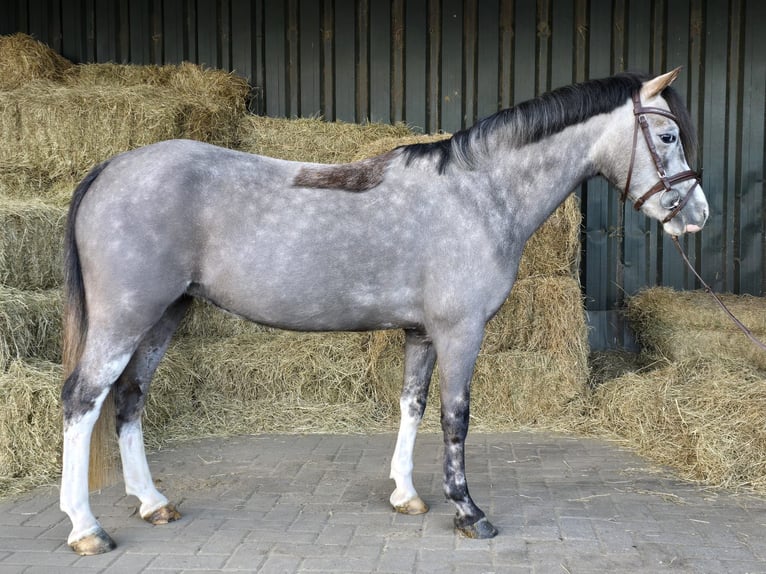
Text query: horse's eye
660 134 677 144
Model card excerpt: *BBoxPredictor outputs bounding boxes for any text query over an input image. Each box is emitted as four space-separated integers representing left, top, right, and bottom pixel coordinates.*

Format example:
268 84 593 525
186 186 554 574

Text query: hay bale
351 134 451 160
237 115 412 163
369 336 587 432
0 199 66 289
517 196 581 279
471 350 586 428
176 299 273 338
0 60 248 202
484 276 587 361
0 360 62 496
353 135 582 281
0 286 61 369
591 357 766 491
62 62 178 87
627 287 766 371
0 33 72 90
0 169 76 207
0 82 243 188
143 331 394 446
149 325 586 444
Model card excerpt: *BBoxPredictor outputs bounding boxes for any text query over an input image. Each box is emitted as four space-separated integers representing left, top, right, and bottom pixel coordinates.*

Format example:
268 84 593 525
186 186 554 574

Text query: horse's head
602 69 709 236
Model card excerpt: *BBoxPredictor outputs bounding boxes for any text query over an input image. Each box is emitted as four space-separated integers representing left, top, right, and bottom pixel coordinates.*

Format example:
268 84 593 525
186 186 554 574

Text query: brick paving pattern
1 431 765 573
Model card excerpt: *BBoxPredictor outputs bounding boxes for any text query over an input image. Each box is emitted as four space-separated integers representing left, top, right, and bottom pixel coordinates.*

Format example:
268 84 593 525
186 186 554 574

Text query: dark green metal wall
2 0 764 348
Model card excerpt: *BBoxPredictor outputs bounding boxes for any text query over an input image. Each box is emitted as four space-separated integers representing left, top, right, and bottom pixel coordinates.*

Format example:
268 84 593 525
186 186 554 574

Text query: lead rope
671 236 766 352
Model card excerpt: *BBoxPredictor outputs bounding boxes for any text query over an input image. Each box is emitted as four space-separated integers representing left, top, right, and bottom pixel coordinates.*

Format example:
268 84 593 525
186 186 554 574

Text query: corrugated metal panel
1 0 764 348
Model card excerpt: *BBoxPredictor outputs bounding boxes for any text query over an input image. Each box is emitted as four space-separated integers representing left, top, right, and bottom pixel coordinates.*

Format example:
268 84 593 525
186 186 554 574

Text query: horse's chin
663 221 703 237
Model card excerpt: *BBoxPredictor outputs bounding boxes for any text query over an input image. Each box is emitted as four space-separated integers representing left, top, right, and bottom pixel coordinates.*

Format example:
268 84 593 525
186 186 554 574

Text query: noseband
622 91 700 223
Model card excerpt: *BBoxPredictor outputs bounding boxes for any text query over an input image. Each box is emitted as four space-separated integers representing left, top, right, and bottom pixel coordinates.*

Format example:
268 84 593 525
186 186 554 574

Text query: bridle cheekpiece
622 91 701 224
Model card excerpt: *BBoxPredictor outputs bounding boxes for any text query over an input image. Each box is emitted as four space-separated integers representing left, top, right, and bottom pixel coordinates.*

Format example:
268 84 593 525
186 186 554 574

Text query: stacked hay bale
0 33 588 495
591 287 766 491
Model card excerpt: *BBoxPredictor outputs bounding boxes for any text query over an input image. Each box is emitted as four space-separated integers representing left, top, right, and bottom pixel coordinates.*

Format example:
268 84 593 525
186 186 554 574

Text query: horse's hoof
393 495 429 515
143 504 181 525
69 527 116 555
455 517 498 539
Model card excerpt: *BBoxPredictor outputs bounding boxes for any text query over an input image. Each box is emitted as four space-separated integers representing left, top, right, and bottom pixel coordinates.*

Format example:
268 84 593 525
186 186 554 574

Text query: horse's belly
192 266 424 332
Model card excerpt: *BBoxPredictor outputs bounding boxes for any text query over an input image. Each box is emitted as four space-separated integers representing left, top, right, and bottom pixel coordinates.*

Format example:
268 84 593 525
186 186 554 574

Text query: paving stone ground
1 431 765 573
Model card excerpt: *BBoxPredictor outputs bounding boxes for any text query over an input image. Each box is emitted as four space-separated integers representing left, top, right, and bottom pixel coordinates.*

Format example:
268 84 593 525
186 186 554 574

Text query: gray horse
60 69 708 554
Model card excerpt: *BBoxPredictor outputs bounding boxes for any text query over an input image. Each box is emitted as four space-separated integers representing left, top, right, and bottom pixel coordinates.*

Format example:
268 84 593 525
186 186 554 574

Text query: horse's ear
640 67 682 100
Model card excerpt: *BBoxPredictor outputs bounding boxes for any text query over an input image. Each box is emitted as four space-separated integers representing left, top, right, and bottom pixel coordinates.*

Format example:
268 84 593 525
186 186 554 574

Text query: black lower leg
442 393 483 526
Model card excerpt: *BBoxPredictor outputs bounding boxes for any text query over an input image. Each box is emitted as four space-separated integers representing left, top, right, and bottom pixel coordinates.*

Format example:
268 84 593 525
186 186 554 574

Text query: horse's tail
63 160 119 490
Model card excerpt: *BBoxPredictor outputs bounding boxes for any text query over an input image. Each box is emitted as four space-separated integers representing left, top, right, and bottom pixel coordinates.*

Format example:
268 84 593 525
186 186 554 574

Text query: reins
623 89 766 352
670 236 766 352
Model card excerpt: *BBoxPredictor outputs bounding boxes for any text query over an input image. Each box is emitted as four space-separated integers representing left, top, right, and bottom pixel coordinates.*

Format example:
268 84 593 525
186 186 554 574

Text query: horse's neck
487 116 606 241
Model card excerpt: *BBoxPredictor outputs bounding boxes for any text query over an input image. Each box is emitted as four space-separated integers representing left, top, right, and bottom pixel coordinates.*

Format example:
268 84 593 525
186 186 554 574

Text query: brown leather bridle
622 91 701 224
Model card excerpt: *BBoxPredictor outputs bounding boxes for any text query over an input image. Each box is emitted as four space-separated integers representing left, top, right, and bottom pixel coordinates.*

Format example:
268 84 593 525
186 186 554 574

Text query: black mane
401 72 697 173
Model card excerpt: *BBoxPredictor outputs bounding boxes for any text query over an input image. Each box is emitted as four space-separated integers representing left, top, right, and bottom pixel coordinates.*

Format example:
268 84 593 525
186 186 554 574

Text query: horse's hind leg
61 334 143 555
389 329 436 515
114 296 191 525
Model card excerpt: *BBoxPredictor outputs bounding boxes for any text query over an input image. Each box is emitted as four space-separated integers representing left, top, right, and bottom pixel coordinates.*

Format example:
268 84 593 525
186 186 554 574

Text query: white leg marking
118 419 169 518
389 398 421 508
61 352 133 545
60 388 109 545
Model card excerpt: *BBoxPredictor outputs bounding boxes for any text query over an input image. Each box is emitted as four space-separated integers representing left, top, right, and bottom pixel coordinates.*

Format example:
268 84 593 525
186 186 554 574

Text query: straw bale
353 135 582 281
237 115 412 163
0 199 66 289
351 134 452 160
483 276 588 362
0 286 61 369
62 61 250 105
591 357 766 491
517 196 581 279
0 82 243 186
146 326 586 445
176 299 273 338
0 169 76 207
0 83 180 181
62 62 177 87
368 332 587 433
0 33 72 90
143 332 392 445
627 287 766 371
0 360 62 496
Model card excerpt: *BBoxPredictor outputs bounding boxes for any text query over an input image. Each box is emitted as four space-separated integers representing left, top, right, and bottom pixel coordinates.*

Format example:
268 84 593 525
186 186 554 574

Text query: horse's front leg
389 329 436 515
434 323 498 539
